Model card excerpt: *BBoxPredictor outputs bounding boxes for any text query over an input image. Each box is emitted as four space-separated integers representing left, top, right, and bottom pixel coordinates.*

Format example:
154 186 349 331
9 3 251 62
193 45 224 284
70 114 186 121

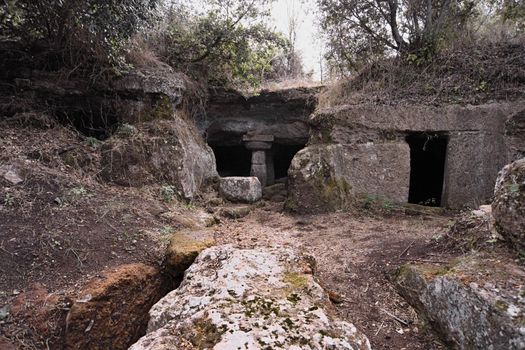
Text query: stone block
219 177 262 203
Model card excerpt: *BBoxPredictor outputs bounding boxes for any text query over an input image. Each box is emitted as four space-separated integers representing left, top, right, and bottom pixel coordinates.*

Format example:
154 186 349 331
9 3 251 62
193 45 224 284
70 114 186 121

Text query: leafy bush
139 0 290 89
317 0 525 78
161 185 177 203
0 0 159 72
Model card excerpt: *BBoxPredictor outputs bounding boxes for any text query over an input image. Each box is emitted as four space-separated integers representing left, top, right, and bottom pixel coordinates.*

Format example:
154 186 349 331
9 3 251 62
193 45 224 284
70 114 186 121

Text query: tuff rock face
219 177 262 203
101 119 217 199
130 245 371 350
492 158 525 251
505 109 525 160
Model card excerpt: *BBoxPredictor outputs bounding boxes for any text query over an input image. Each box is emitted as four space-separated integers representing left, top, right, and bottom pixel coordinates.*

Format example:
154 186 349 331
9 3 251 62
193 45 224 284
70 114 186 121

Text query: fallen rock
216 205 252 219
286 145 352 213
130 245 371 350
263 182 287 201
432 205 501 254
160 208 217 229
164 230 215 280
219 177 262 203
65 264 166 350
395 257 525 350
492 158 525 251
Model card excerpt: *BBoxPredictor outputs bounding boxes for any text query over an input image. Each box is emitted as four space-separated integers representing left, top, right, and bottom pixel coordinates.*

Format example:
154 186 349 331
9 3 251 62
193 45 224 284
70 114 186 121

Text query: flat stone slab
130 245 371 350
219 176 262 203
242 134 275 142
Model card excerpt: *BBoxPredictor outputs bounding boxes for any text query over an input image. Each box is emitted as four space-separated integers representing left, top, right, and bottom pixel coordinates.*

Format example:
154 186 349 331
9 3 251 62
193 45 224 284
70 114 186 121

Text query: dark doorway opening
211 145 252 177
406 133 448 207
273 144 304 180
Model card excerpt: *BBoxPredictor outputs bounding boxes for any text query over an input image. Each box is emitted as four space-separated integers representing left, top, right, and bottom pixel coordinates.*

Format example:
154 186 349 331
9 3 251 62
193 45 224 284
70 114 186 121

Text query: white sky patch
269 0 323 81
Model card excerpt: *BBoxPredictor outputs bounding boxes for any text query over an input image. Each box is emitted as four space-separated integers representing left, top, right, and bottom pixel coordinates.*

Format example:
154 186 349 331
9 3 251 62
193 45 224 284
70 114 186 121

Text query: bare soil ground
0 118 207 348
213 202 452 350
1 117 456 349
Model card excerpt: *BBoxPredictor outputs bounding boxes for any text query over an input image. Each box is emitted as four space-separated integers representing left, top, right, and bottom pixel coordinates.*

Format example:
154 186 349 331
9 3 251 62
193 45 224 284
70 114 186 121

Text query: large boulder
286 145 351 213
286 143 409 213
219 177 262 203
395 258 525 350
101 119 217 199
65 264 167 350
130 245 370 350
492 158 525 251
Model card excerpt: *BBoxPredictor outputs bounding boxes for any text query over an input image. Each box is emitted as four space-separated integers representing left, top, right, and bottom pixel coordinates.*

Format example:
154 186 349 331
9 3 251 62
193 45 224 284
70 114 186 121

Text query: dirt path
214 203 451 350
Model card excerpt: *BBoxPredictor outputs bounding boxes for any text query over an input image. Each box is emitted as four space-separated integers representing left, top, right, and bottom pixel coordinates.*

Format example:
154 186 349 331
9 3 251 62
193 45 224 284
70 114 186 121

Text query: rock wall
65 264 167 350
288 101 525 211
205 87 319 146
5 67 218 199
101 119 217 199
506 109 525 160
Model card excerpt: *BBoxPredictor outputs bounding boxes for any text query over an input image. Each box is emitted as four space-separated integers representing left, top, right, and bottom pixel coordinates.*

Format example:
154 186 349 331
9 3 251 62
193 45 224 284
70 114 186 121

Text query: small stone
0 165 23 185
0 305 9 320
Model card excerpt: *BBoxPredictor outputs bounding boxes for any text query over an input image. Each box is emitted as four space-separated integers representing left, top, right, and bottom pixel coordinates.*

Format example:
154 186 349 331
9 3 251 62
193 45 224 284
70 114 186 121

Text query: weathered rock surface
219 177 262 203
130 245 371 350
302 102 524 209
287 143 409 213
65 264 166 350
101 119 217 199
395 258 525 350
164 230 215 280
506 109 525 160
205 87 319 146
8 67 188 129
263 182 287 202
111 68 185 107
287 145 351 213
159 208 217 229
216 205 253 219
9 283 63 341
433 205 501 253
492 158 525 251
